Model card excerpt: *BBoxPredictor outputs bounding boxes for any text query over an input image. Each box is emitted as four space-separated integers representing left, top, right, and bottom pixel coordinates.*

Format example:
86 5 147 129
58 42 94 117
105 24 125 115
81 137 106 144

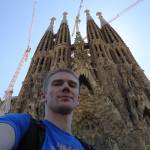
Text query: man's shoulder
0 113 32 149
0 113 32 136
0 113 31 124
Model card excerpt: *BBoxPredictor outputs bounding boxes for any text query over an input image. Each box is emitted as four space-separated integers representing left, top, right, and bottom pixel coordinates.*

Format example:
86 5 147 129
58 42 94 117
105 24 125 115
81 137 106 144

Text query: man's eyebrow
68 80 78 84
51 79 63 83
51 79 78 84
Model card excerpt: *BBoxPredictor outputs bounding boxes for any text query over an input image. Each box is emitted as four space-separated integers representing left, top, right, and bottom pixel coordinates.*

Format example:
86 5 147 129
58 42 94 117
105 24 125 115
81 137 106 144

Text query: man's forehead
50 72 78 82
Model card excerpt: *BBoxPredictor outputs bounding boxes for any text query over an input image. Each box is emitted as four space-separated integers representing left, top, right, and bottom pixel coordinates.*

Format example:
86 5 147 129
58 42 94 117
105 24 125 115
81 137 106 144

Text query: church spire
96 12 123 43
61 12 68 24
27 17 56 76
55 12 71 45
47 17 56 32
96 12 108 27
51 12 71 69
84 9 103 42
85 9 93 21
33 17 55 54
96 12 138 65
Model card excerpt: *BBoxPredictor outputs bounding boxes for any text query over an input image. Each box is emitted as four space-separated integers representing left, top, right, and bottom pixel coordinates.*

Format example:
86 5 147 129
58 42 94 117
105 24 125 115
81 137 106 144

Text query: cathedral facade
10 11 150 149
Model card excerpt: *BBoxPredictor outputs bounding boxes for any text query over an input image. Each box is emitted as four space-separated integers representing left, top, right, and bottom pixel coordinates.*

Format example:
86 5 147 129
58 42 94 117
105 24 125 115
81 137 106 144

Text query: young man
0 69 94 150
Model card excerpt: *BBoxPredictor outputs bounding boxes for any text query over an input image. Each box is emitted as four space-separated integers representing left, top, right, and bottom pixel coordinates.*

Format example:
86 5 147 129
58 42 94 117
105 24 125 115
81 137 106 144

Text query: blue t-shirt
0 113 84 150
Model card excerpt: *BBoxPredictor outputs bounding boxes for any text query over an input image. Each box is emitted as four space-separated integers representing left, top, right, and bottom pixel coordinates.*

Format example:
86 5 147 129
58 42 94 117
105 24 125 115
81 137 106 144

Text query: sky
0 0 150 99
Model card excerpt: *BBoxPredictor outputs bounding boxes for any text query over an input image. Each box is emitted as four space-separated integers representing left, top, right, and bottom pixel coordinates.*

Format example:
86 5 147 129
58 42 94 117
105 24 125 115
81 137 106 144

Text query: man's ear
76 96 80 106
41 92 45 98
40 91 47 103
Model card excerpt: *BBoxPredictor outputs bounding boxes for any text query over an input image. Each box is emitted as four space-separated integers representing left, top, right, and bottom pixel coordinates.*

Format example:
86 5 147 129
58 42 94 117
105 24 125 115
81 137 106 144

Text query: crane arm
72 0 83 36
0 0 37 114
28 0 37 47
109 0 144 23
2 47 31 100
83 0 144 41
0 47 31 115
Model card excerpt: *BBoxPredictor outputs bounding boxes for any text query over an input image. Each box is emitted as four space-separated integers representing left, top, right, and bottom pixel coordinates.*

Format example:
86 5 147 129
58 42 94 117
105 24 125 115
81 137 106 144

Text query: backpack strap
17 118 95 150
17 118 45 150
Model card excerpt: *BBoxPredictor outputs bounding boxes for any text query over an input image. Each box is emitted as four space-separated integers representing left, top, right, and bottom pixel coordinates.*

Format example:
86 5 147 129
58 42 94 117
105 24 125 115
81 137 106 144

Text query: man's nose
62 82 70 92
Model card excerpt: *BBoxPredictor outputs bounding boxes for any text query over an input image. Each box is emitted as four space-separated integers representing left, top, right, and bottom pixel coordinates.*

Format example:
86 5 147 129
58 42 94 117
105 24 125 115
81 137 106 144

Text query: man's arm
0 123 15 150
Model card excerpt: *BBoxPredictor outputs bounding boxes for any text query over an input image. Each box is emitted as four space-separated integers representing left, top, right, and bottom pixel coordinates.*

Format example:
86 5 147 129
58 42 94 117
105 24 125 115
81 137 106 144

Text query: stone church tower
10 10 150 149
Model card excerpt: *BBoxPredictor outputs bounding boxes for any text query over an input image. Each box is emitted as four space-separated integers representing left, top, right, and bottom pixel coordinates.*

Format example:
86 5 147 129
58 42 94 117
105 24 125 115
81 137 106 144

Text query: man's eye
53 82 62 86
69 82 77 88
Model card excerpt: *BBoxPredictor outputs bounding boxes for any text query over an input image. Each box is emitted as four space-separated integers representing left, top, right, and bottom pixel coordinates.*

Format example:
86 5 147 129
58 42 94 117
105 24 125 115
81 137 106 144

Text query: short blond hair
43 68 79 92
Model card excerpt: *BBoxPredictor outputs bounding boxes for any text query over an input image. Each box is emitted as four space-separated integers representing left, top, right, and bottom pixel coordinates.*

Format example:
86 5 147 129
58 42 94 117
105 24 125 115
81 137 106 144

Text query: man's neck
44 110 73 134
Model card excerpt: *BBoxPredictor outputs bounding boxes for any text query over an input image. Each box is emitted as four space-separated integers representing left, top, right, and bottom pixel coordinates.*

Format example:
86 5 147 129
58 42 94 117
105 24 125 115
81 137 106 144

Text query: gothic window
63 48 66 61
38 57 45 72
110 27 119 42
44 41 48 51
94 44 99 57
39 34 47 51
113 27 124 42
48 34 52 50
44 58 48 70
32 58 39 73
121 48 132 64
59 28 63 43
45 34 51 51
89 23 94 39
40 41 45 51
102 29 110 43
40 57 44 65
104 45 111 59
105 27 113 43
92 23 99 39
29 78 34 88
109 49 118 64
116 48 124 63
57 48 61 62
44 57 51 71
99 45 105 57
64 26 67 42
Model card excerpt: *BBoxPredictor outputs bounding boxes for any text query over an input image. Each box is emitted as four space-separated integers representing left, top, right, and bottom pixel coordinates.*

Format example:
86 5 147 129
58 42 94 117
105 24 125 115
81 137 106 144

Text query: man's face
45 72 80 115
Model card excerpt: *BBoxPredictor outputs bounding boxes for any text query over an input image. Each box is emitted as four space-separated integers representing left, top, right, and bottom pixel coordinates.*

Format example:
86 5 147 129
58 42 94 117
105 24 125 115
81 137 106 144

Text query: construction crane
0 0 37 115
72 0 84 36
83 0 144 40
108 0 144 23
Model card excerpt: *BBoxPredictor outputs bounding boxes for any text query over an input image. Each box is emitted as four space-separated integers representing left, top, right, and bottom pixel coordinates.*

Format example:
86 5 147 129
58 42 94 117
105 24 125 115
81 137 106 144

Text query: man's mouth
58 96 73 101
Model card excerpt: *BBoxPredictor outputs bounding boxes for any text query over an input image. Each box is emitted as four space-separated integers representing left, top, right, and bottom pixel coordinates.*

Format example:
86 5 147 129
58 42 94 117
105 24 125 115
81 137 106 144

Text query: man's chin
55 106 74 115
